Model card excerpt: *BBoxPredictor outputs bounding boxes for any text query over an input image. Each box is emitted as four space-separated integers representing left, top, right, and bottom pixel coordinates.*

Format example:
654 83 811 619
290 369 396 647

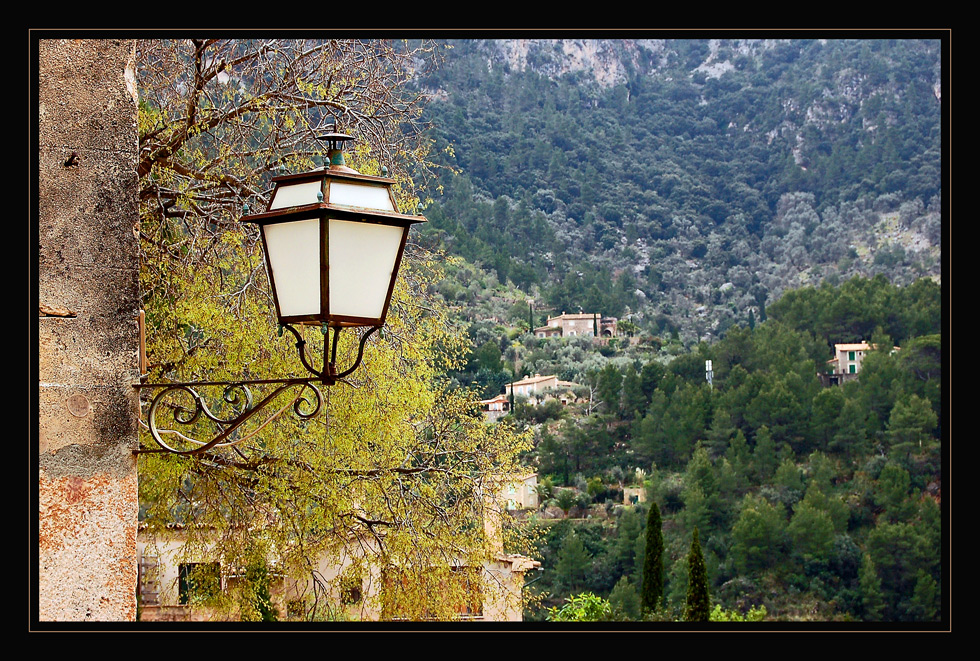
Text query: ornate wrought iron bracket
278 323 380 385
135 324 381 456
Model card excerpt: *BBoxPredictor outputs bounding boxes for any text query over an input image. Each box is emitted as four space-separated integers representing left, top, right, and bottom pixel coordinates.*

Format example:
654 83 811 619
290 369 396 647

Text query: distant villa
533 312 617 339
820 340 900 386
504 373 580 406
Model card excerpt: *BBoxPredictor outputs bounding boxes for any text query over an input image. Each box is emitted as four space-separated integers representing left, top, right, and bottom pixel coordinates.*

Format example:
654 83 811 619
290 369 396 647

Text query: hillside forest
409 38 945 623
491 275 941 621
416 39 941 345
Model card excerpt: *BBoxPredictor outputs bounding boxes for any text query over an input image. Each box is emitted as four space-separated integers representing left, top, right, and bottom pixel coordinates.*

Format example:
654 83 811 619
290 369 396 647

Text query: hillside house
623 486 647 505
137 531 538 622
534 312 618 338
502 473 539 510
504 374 580 405
138 489 540 623
479 394 510 422
821 341 900 386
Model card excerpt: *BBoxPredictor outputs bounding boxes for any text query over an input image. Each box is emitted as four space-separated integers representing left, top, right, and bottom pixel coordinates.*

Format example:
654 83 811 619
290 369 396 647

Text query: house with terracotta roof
479 394 511 422
821 340 899 386
504 374 580 405
534 312 618 339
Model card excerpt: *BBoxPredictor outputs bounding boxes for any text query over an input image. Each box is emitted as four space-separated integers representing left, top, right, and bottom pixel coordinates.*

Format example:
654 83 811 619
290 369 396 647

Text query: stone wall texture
38 38 140 621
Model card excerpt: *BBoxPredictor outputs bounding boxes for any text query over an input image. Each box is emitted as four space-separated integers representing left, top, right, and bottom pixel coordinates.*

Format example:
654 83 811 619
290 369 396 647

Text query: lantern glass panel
328 181 395 212
264 218 321 318
269 180 322 210
328 219 404 320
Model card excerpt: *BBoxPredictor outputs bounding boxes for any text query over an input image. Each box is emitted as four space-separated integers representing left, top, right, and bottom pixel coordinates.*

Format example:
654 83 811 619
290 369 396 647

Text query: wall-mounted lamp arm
135 324 381 456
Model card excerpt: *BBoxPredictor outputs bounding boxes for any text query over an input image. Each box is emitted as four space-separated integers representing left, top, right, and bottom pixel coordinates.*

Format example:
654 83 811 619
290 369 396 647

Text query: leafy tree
555 488 577 515
596 363 623 414
800 480 849 534
546 592 611 622
897 334 941 416
706 407 737 459
830 396 871 458
680 484 712 537
725 430 751 488
641 502 664 614
238 556 278 622
866 521 938 621
684 527 711 622
611 507 643 578
639 360 665 402
810 387 845 452
908 569 940 621
136 39 533 621
620 363 646 419
709 604 767 622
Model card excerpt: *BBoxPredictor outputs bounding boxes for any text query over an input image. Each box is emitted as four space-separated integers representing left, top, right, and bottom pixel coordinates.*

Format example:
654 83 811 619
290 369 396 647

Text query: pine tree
556 530 592 594
859 553 885 621
685 527 711 622
608 576 642 621
641 502 664 615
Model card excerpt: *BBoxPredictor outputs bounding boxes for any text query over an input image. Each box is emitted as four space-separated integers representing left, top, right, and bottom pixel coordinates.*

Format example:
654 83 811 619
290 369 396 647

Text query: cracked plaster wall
38 38 140 621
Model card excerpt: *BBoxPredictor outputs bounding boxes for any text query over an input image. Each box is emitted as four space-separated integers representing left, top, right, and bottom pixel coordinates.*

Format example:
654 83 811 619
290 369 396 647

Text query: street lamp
240 129 425 384
136 128 426 455
243 130 423 332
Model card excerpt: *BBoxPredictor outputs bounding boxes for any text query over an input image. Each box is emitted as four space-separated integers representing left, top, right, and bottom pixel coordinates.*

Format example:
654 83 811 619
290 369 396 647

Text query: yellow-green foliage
709 604 768 622
136 39 531 621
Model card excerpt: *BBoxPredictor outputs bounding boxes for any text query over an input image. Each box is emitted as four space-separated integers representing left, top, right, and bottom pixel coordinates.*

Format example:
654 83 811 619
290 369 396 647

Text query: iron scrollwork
136 324 380 456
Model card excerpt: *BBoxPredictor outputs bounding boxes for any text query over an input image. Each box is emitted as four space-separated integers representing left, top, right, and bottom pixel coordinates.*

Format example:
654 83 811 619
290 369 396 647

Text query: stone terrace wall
38 38 140 621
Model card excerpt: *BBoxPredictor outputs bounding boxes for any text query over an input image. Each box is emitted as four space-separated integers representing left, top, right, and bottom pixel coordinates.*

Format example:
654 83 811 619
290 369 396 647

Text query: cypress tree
685 527 711 622
641 502 664 615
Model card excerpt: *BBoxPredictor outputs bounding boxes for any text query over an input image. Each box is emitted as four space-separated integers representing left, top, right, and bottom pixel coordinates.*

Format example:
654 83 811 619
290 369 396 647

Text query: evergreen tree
909 569 940 621
685 527 711 622
556 530 592 593
859 553 885 621
621 364 646 420
752 425 778 482
608 576 642 621
641 502 664 614
731 494 789 574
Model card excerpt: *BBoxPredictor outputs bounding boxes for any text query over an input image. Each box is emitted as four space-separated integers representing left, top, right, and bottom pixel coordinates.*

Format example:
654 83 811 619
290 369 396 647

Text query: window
381 566 483 619
340 570 363 606
849 364 856 374
450 567 483 617
178 562 221 605
848 351 856 361
286 600 306 619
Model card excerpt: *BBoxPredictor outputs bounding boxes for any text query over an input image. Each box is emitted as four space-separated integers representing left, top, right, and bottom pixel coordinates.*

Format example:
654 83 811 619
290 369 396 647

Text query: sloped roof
494 554 542 573
509 374 558 386
835 342 872 351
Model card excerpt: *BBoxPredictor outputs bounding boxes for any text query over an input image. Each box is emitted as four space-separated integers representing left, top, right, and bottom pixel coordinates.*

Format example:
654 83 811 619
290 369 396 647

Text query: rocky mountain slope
415 37 943 345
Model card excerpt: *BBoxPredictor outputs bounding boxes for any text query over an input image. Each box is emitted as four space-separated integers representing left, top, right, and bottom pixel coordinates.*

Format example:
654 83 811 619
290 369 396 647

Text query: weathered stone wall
38 38 140 621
